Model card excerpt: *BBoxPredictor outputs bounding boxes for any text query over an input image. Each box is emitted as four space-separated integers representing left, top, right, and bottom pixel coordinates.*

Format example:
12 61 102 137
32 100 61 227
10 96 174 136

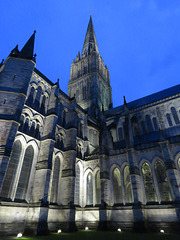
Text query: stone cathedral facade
0 16 180 236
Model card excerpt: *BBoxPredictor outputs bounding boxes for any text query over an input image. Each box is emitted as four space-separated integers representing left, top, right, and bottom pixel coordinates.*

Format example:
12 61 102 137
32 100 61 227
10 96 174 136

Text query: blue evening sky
1 0 180 107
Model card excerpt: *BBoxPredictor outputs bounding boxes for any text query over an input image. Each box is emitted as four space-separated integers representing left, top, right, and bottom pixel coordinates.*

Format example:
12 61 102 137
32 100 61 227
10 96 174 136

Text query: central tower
68 16 112 118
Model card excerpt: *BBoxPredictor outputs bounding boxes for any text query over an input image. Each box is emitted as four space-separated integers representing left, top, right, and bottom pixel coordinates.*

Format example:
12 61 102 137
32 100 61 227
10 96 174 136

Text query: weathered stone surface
1 18 180 236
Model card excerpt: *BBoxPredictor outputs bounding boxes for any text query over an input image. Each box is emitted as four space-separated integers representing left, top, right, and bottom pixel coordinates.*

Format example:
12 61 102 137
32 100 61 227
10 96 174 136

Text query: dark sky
1 0 180 107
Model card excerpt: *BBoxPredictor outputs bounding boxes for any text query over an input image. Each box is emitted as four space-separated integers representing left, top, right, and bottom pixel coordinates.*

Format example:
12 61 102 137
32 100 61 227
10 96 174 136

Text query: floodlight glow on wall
17 233 23 238
57 229 62 233
160 229 164 233
85 226 89 230
117 228 121 232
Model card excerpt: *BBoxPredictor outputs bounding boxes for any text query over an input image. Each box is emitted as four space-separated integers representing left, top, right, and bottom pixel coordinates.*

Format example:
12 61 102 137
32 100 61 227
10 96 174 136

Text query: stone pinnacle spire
82 15 99 55
18 31 36 60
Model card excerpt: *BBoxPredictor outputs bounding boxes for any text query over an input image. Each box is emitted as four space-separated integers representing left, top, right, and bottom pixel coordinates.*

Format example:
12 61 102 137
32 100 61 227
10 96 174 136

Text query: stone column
127 149 146 232
98 154 110 230
127 149 144 204
60 127 77 231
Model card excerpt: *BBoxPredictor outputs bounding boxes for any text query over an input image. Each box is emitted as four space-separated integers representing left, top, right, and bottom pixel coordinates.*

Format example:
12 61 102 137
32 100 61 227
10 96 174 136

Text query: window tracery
142 162 157 202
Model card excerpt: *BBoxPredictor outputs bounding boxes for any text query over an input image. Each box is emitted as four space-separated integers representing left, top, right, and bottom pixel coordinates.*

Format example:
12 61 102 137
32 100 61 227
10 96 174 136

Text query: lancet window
0 141 22 198
155 160 172 202
124 166 133 203
112 167 122 204
86 172 93 205
146 115 153 132
171 107 179 124
74 164 80 205
142 162 157 202
95 170 101 204
178 158 180 170
166 113 173 127
152 117 159 130
15 145 34 200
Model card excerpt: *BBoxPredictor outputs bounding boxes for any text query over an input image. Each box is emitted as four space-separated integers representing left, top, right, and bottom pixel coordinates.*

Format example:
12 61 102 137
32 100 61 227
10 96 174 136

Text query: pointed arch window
152 117 159 131
131 116 139 136
62 110 66 128
118 127 123 140
124 166 133 203
178 158 180 170
40 95 46 115
50 156 60 203
15 145 34 200
26 86 35 106
141 121 146 134
19 115 25 131
166 113 173 127
34 86 42 110
83 86 87 99
112 168 122 204
29 121 35 137
34 123 40 140
57 102 63 125
146 115 153 132
95 170 101 204
86 172 93 205
0 141 22 198
155 160 172 202
171 107 179 124
142 162 157 202
75 164 80 205
23 118 30 134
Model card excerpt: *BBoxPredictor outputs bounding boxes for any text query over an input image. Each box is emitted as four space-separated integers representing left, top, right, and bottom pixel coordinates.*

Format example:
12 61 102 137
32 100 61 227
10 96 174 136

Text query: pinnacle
82 16 99 55
18 31 36 60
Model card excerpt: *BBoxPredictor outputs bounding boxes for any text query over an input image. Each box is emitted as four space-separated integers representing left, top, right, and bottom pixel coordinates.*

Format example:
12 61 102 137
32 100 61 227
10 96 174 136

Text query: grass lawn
3 230 180 240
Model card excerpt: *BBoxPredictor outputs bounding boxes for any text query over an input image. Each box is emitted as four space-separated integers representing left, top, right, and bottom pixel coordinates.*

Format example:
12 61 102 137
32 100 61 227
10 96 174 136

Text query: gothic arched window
171 107 179 124
19 115 25 131
112 168 122 204
23 118 30 134
124 166 133 203
50 156 60 203
62 110 66 128
166 113 173 127
118 127 123 140
26 86 35 106
0 140 22 198
83 86 86 99
34 123 40 140
29 121 35 137
146 115 153 132
95 170 101 204
57 102 63 125
131 116 139 136
141 121 146 134
86 172 93 205
74 164 80 205
15 145 34 200
142 162 157 202
40 95 46 115
178 158 180 170
77 143 83 159
152 117 159 131
155 160 172 202
34 86 42 110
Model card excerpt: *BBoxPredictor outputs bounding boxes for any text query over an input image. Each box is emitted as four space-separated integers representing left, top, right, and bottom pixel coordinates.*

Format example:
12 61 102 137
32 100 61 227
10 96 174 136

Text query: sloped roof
106 84 180 117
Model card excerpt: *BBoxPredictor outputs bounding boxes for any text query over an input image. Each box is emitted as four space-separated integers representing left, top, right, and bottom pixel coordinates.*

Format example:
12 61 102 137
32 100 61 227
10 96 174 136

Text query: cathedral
0 16 180 236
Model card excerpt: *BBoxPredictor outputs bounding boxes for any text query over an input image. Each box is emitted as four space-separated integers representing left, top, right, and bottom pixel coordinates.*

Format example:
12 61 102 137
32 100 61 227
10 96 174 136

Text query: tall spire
82 15 99 55
18 31 36 60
